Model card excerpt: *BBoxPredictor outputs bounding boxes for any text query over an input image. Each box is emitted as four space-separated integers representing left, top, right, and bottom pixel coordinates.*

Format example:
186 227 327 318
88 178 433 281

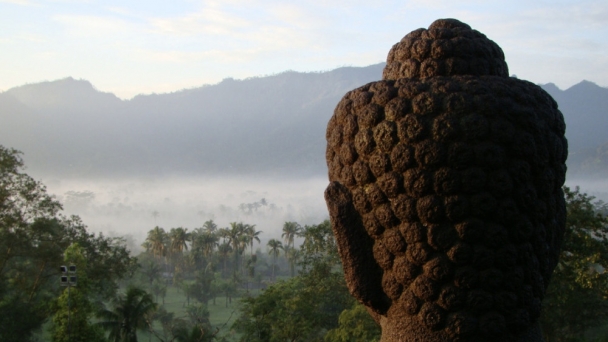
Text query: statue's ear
325 181 390 315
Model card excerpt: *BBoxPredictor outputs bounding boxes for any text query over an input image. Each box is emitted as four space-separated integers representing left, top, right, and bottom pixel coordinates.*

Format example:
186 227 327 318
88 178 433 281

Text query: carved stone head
325 18 567 341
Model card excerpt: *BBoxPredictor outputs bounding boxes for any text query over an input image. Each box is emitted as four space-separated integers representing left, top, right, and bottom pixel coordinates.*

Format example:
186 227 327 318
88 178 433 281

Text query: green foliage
0 146 62 225
541 187 608 341
0 145 136 341
281 221 302 249
140 258 162 284
189 267 216 304
266 238 283 280
169 227 191 283
233 272 352 342
298 220 339 272
147 303 216 342
233 221 359 342
65 216 138 299
151 279 168 305
0 294 46 342
51 243 106 342
97 286 158 342
191 230 219 269
181 304 216 342
324 302 381 342
144 226 168 259
0 146 62 341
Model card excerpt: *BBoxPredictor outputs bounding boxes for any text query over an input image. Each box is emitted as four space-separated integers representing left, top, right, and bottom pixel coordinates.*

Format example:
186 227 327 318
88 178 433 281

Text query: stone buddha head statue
325 18 567 342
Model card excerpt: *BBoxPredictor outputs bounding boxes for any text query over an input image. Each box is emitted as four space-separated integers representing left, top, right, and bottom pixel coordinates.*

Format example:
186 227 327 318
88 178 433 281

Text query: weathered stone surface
325 18 567 342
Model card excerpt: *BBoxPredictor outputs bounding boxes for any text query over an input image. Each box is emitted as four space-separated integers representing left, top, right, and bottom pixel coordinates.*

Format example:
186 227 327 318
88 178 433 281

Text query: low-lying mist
36 172 608 256
565 178 608 202
40 175 331 254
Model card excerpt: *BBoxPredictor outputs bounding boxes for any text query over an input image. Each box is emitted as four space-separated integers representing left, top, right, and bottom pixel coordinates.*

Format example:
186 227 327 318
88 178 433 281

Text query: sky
1 0 607 99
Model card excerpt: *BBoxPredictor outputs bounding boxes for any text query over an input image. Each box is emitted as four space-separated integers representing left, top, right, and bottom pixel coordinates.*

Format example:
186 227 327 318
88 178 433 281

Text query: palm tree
245 224 262 257
267 239 283 281
281 221 302 250
145 226 167 261
217 242 233 277
169 227 191 255
140 240 152 253
191 230 219 270
217 227 231 247
97 287 157 342
284 246 300 277
243 224 262 291
193 231 219 258
225 222 247 276
169 227 191 282
202 220 218 233
282 222 301 277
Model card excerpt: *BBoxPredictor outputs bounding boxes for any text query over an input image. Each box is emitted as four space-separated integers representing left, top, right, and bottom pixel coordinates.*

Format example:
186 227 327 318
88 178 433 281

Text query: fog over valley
44 175 329 253
2 63 608 248
4 4 608 340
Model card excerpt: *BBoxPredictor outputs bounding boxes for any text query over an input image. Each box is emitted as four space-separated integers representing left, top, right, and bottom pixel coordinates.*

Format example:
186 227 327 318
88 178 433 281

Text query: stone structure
324 19 567 341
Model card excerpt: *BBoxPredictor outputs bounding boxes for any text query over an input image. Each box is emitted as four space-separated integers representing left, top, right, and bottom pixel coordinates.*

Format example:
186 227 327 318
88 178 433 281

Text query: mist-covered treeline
0 143 350 341
3 143 608 342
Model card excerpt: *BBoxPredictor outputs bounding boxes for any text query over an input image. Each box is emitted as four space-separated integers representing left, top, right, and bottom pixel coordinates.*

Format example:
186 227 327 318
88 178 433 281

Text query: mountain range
0 63 606 180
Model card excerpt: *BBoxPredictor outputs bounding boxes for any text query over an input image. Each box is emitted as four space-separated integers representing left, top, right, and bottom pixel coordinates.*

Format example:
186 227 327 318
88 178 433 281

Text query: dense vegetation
0 145 136 342
1 145 608 341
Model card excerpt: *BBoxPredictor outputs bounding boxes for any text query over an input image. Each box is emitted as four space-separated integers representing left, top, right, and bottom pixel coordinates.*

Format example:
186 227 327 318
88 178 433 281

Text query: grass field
144 286 245 341
137 285 252 342
32 284 262 342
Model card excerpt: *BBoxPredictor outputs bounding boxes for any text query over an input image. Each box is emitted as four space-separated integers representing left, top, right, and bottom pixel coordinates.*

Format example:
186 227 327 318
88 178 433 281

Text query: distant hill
0 65 384 178
541 80 608 151
0 65 607 179
540 80 608 178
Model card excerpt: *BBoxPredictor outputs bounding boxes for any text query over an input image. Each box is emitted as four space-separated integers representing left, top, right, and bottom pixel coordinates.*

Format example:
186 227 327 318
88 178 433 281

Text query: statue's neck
379 313 545 342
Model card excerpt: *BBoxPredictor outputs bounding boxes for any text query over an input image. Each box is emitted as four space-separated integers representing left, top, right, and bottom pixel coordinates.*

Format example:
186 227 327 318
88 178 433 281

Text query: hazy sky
1 0 607 99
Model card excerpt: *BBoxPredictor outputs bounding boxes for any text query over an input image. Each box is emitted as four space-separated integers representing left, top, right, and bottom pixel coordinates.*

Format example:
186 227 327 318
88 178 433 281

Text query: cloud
140 2 330 62
268 3 328 30
45 175 330 244
17 33 46 43
148 5 252 37
135 47 263 64
53 14 134 35
490 2 606 31
4 0 607 99
0 0 36 5
106 6 130 16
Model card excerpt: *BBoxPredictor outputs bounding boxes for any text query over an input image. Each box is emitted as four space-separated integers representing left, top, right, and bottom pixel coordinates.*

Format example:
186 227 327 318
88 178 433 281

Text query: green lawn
139 285 246 341
32 284 259 341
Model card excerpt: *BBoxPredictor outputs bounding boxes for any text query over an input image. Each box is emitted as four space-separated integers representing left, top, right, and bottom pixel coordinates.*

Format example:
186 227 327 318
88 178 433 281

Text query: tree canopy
6 142 608 341
541 187 608 341
0 146 136 341
233 220 365 342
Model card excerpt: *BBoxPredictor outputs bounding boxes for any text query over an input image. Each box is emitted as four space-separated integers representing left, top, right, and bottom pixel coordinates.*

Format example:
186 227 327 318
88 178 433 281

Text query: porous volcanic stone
325 18 566 342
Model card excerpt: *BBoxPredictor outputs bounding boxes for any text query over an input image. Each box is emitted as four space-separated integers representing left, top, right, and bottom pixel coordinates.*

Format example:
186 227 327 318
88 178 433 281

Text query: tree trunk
28 260 47 303
0 246 12 276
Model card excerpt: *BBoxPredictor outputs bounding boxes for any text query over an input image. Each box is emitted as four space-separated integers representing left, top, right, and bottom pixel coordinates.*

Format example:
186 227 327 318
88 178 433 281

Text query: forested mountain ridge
0 64 606 179
0 64 384 178
541 80 608 178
